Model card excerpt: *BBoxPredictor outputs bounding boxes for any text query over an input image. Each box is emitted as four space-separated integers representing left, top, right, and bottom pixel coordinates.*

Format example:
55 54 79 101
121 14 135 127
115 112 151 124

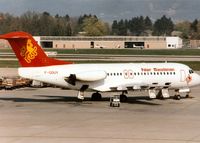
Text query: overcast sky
0 0 199 22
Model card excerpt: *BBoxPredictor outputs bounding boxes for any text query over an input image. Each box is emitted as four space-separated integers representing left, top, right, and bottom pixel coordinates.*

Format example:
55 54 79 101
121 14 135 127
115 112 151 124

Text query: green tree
20 11 40 35
38 12 55 36
117 19 127 35
111 20 119 35
53 14 72 36
144 16 152 30
129 16 145 36
82 17 109 36
190 19 198 32
153 15 174 36
190 19 200 39
75 14 97 35
0 13 19 33
175 21 191 39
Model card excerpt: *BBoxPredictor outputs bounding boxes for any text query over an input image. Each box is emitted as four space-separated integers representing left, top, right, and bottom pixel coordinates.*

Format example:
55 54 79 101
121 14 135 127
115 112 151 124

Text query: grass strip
0 60 199 70
1 48 200 56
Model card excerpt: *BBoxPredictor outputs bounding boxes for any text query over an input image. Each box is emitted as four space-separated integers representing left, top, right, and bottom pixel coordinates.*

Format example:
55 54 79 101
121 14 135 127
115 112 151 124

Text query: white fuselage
18 63 200 92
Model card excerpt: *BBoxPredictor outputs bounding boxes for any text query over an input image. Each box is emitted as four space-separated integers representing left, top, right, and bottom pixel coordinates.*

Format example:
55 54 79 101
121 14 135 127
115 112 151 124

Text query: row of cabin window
107 72 176 76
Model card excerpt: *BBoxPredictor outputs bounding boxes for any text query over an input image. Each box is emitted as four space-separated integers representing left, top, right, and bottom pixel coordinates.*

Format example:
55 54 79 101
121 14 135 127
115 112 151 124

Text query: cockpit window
189 69 194 74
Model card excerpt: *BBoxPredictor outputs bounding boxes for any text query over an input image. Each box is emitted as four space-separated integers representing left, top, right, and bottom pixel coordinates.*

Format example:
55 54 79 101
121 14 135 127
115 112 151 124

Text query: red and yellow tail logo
0 31 73 67
20 39 38 63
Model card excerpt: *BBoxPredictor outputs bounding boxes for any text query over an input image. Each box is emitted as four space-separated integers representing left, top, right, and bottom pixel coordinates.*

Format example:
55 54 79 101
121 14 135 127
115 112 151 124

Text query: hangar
34 36 183 49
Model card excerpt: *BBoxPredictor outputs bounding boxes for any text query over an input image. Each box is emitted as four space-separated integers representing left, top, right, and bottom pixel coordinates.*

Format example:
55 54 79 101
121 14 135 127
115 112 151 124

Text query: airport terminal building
34 36 183 49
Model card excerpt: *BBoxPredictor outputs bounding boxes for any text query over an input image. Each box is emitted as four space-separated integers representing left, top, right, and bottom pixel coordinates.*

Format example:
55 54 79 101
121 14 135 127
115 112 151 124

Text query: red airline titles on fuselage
141 68 175 72
122 67 175 79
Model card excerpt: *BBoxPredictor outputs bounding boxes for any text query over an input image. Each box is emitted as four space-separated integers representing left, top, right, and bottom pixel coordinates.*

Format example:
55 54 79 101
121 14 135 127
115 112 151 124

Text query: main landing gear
91 92 102 101
77 91 102 101
173 94 181 100
77 85 89 101
77 85 103 101
185 94 190 98
91 91 128 102
120 91 128 102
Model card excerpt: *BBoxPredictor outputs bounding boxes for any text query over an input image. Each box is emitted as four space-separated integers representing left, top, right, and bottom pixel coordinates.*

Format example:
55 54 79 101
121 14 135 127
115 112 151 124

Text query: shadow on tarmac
0 95 160 106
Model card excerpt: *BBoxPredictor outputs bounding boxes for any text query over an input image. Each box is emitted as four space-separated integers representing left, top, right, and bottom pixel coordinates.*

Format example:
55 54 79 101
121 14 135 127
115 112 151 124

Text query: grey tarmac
0 86 200 143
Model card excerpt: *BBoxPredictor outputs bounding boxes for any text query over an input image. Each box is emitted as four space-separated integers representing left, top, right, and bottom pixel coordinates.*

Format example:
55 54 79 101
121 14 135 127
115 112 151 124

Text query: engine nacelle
76 70 107 82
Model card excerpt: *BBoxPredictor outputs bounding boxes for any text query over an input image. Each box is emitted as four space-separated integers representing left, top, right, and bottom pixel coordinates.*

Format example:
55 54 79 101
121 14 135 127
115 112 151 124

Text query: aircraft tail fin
0 31 73 67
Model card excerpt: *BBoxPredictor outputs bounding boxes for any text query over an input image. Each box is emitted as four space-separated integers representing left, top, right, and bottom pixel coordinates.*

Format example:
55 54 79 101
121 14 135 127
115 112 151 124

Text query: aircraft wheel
156 90 163 100
173 95 181 100
120 94 128 102
159 96 165 100
185 94 190 98
157 94 164 100
91 92 102 101
177 95 181 100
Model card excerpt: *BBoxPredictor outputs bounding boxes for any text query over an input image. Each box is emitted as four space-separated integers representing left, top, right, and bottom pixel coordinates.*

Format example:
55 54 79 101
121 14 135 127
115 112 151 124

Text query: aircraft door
180 70 186 82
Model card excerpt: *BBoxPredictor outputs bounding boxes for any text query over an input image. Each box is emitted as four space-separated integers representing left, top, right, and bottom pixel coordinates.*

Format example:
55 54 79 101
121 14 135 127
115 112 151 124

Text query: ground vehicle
3 78 16 90
0 77 3 89
110 95 120 107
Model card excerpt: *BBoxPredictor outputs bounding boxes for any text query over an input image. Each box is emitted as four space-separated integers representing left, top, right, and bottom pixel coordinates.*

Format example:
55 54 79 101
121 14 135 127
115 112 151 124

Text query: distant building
190 40 200 48
0 36 182 49
33 36 183 49
166 37 183 49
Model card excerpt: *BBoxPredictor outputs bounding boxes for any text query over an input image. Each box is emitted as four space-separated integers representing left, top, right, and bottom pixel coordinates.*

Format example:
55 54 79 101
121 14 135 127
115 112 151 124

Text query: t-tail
0 31 73 67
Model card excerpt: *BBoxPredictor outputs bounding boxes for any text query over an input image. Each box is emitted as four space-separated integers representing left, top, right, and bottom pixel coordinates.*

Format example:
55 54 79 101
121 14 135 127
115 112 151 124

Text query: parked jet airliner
0 31 200 101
